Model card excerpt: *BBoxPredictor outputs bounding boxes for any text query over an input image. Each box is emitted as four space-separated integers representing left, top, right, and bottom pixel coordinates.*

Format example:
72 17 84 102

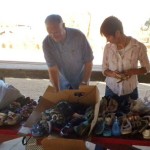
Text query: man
100 16 150 113
43 14 94 91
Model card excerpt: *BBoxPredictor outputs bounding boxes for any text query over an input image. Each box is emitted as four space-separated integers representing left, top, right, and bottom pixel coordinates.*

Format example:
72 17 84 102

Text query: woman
100 16 150 113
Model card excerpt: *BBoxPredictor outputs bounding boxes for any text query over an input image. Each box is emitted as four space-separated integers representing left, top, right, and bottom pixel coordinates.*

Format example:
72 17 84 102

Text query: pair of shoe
43 101 75 128
19 102 37 120
4 111 21 125
93 113 115 137
100 97 118 114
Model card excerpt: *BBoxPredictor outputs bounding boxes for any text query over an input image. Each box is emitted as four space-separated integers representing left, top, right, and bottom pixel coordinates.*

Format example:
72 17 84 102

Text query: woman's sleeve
139 43 150 73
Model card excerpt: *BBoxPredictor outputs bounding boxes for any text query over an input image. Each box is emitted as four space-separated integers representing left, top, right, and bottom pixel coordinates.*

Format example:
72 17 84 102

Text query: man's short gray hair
45 14 63 24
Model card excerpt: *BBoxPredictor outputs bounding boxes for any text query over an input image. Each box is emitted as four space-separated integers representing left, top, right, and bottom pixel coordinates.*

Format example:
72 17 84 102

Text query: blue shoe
93 117 104 135
43 101 75 128
102 123 112 137
60 117 85 138
112 116 121 136
74 120 91 137
31 120 51 137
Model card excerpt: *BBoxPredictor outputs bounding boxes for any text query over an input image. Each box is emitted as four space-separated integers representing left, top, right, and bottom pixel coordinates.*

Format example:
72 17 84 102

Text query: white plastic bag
143 90 150 107
0 80 23 110
130 95 150 115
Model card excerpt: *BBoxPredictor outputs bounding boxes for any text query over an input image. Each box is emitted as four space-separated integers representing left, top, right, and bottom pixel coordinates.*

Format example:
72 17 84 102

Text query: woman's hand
124 69 134 77
104 69 130 81
113 70 127 79
113 70 130 83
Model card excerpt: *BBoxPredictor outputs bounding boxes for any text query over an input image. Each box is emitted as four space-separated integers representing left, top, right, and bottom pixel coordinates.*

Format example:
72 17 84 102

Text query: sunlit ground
0 0 150 65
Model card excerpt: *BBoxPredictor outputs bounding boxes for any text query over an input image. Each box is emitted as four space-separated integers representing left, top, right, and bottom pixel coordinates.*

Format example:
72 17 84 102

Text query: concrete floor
4 78 150 100
0 78 150 150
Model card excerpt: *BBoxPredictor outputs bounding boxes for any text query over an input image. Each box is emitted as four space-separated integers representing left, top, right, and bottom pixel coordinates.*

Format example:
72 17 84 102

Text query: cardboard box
41 135 87 150
24 85 100 129
23 85 100 150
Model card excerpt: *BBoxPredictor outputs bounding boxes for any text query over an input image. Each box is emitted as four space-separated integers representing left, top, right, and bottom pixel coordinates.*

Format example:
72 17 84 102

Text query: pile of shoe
29 96 150 140
30 100 94 138
0 96 37 126
92 96 150 139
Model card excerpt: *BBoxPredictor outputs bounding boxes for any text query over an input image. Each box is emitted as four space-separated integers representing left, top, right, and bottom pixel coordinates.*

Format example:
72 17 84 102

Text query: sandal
4 111 21 125
121 116 132 135
0 113 7 126
131 118 149 135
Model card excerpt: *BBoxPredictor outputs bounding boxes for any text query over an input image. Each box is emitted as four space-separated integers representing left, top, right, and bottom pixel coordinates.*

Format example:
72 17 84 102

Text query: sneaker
93 117 104 136
105 113 115 126
121 116 132 135
102 123 112 137
112 116 121 136
60 117 85 138
74 119 91 137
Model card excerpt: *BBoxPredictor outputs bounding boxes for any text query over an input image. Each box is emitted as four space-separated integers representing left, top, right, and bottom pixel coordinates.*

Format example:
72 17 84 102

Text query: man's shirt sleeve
42 38 56 68
81 34 94 63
